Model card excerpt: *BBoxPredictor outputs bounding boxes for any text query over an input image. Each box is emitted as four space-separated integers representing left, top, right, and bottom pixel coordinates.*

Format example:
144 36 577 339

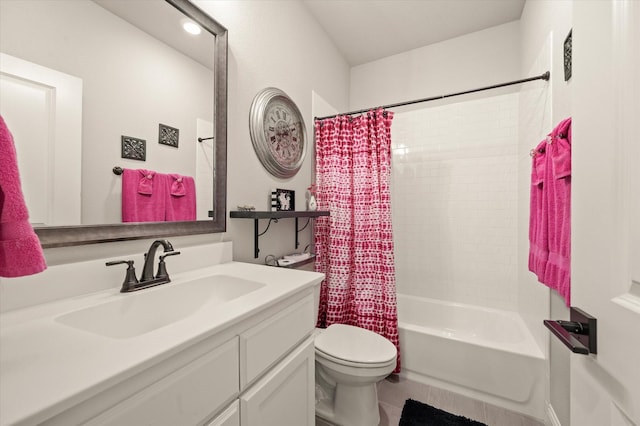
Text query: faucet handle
106 260 139 292
159 251 181 260
156 251 181 280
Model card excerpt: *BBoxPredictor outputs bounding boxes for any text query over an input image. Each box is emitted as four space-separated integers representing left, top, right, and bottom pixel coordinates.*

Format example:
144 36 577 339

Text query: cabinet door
206 401 239 426
83 338 239 426
240 337 315 426
240 295 314 389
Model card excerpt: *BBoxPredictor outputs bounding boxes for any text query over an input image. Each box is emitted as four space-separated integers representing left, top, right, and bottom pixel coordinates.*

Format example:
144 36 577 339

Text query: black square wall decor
121 136 146 161
564 30 572 81
159 123 179 148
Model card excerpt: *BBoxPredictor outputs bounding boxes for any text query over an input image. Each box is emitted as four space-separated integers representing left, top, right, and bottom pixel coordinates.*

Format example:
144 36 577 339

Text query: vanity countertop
0 262 324 426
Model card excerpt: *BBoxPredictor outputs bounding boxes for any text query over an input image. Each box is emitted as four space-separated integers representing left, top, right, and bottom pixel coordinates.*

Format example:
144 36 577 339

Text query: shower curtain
314 109 400 372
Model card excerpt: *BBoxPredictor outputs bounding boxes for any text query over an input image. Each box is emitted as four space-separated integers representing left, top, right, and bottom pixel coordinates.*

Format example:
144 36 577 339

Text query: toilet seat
315 324 397 366
316 348 396 369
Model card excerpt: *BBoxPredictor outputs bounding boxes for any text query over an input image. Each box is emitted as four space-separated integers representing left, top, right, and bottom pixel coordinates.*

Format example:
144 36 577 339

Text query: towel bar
544 307 597 354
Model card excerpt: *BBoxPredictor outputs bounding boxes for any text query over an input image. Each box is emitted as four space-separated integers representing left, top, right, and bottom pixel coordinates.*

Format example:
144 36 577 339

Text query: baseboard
546 402 562 426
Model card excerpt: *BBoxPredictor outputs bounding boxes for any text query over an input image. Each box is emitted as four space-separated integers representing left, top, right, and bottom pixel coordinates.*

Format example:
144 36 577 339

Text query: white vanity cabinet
37 292 316 426
240 337 315 426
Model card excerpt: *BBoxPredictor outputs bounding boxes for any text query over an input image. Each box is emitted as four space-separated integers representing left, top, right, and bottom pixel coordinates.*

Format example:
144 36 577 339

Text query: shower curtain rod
315 71 550 121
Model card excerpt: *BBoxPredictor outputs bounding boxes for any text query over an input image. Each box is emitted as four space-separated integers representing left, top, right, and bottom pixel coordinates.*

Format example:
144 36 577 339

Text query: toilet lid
315 324 397 364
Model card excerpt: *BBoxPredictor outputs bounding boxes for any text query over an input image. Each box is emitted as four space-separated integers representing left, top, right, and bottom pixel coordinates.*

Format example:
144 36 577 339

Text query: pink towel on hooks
529 117 572 306
122 169 166 222
0 115 47 277
165 174 196 221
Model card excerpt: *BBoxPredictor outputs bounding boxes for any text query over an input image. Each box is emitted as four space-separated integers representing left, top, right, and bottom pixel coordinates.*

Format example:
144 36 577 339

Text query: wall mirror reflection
0 0 227 247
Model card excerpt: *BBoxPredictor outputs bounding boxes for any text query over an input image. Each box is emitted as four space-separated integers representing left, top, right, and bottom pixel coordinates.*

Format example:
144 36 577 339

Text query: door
0 53 82 226
572 1 640 425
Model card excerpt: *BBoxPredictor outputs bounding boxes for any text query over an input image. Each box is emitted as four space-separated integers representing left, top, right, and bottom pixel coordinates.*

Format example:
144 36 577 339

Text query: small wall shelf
230 210 329 258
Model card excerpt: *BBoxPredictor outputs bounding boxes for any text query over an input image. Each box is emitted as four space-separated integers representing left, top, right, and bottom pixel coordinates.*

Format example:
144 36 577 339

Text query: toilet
314 324 397 426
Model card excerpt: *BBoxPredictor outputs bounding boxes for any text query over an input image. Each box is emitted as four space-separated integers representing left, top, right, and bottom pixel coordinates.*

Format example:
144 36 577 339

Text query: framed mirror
0 0 227 248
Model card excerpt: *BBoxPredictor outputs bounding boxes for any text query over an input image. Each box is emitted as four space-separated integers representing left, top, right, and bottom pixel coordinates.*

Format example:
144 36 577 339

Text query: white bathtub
397 294 546 418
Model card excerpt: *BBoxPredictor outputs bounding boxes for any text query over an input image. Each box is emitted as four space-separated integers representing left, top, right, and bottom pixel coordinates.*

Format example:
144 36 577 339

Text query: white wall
195 0 350 264
519 2 573 425
392 92 520 310
350 21 521 112
350 22 521 309
516 32 552 356
520 0 572 120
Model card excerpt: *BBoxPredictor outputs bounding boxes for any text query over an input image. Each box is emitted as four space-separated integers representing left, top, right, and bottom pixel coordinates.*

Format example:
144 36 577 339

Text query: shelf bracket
295 218 311 250
253 218 278 258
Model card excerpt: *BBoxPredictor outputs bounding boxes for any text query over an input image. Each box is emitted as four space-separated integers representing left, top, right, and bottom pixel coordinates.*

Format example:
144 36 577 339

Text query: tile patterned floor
376 376 546 426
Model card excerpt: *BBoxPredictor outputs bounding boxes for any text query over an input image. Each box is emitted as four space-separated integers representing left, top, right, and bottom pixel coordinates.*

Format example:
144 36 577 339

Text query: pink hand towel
0 115 47 277
122 169 166 222
165 174 196 221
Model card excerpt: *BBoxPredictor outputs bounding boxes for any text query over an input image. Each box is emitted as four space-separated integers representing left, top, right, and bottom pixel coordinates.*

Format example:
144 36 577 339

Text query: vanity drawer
84 337 239 426
239 295 314 388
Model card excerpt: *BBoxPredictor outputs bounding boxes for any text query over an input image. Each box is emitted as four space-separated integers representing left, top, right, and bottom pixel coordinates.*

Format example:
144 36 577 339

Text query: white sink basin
55 275 264 339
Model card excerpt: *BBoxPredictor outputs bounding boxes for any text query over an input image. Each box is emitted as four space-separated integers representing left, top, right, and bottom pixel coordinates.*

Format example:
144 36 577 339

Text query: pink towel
122 169 166 222
0 115 47 277
165 174 196 221
529 117 571 306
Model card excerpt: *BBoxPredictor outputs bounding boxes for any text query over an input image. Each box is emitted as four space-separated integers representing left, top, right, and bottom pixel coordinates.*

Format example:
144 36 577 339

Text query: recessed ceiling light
183 21 201 35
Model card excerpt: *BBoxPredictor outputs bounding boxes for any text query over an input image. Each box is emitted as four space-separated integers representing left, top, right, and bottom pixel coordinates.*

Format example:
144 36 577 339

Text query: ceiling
303 0 526 66
94 0 216 70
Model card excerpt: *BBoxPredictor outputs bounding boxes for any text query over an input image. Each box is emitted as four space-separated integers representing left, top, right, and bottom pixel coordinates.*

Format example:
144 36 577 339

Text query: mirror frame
35 0 227 248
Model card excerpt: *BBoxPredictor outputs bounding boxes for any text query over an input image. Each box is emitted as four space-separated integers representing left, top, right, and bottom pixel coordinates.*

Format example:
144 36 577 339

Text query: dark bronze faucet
106 239 181 292
141 239 176 282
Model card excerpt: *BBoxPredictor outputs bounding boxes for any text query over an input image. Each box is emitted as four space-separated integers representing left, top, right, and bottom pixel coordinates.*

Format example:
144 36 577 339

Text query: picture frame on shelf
271 188 295 211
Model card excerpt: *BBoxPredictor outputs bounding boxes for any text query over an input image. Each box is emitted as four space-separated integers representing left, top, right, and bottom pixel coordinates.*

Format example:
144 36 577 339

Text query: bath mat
399 399 487 426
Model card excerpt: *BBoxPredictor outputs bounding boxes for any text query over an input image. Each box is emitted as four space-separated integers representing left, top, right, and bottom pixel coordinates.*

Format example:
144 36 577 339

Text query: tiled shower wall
391 92 520 311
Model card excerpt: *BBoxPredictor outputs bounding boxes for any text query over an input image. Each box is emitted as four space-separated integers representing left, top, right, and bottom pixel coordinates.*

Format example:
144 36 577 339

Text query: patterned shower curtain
314 108 400 372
